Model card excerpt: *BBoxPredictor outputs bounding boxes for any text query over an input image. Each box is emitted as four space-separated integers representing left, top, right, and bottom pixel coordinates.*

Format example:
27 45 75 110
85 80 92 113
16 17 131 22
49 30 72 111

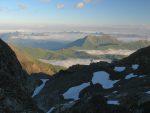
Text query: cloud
76 2 85 8
76 0 93 9
57 4 65 9
39 0 51 3
84 0 93 3
18 4 28 10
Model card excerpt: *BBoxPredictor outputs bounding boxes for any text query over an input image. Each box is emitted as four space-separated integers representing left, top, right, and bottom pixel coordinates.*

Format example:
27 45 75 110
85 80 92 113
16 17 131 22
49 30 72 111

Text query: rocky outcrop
115 46 150 75
0 39 43 113
31 45 150 113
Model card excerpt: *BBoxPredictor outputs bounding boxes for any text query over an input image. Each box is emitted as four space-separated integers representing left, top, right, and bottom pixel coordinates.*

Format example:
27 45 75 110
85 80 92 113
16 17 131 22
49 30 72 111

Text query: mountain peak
66 35 119 49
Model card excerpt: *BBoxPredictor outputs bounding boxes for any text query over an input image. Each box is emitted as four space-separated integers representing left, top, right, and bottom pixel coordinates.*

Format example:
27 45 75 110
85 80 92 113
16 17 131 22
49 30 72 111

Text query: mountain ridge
66 35 120 49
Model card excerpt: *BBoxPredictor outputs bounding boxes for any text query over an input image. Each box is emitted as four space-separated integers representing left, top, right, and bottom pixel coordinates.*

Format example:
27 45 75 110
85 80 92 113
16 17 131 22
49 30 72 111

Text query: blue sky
0 0 150 27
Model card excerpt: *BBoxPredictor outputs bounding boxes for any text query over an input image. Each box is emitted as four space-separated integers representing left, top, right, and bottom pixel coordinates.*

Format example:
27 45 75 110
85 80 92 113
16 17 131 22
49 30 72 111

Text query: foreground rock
0 39 43 113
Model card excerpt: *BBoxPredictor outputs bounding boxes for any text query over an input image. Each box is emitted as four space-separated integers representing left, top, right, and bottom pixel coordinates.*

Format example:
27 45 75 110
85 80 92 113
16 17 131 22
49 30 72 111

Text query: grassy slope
65 35 150 50
10 45 65 75
20 47 126 60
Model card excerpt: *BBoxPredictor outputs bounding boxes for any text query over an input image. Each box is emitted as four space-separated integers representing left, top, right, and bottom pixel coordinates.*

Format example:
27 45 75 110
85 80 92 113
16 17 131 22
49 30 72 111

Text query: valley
1 33 150 69
1 0 150 113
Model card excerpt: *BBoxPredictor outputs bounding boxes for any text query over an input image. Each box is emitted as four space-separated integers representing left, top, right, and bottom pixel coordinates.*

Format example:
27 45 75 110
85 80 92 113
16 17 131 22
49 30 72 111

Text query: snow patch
139 75 146 78
132 64 139 70
125 73 138 80
145 91 150 94
32 79 49 98
92 71 119 89
46 107 55 113
112 91 118 94
107 100 120 105
114 66 126 72
63 82 90 100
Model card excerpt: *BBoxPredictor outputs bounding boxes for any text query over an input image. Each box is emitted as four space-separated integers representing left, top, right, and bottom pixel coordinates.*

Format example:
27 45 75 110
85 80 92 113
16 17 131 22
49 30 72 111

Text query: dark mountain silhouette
0 39 43 113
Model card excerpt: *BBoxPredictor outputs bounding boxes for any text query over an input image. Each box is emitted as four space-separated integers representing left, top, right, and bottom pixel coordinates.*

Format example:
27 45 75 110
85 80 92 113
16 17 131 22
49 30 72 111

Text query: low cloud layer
76 2 85 8
76 0 93 9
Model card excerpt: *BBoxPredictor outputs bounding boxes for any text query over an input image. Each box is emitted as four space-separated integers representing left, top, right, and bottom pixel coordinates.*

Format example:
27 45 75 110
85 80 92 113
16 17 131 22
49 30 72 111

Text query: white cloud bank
76 0 93 9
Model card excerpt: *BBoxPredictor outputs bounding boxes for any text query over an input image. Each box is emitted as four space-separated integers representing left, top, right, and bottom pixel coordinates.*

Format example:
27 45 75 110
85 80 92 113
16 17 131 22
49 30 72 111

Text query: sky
0 0 150 31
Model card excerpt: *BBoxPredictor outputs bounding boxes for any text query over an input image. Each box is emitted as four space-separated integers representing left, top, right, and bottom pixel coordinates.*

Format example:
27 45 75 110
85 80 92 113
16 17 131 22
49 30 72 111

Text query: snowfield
145 91 150 94
114 66 126 72
63 82 90 100
46 107 55 113
32 79 49 98
63 71 119 101
125 73 138 80
107 100 120 105
92 71 119 89
132 64 139 70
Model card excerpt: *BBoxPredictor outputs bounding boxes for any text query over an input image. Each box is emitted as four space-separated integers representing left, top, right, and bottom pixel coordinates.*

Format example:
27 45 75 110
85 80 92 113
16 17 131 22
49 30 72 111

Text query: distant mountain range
16 35 150 61
1 32 150 50
0 32 70 50
1 34 150 68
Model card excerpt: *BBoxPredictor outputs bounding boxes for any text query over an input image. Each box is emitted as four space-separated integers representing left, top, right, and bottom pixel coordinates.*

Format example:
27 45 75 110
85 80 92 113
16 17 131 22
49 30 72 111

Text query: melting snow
63 82 90 100
145 91 150 94
107 100 120 105
46 107 55 113
125 73 138 80
92 71 119 89
32 79 49 98
139 75 146 78
132 64 139 70
112 91 118 94
114 66 126 72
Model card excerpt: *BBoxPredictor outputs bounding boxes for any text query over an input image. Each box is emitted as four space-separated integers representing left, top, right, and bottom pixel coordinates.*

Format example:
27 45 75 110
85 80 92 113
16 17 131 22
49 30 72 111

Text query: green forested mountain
66 35 150 50
66 35 121 49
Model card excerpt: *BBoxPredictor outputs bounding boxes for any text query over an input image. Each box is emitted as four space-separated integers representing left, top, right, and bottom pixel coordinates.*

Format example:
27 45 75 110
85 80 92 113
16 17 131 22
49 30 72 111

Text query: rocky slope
30 45 150 113
0 39 43 113
10 45 65 75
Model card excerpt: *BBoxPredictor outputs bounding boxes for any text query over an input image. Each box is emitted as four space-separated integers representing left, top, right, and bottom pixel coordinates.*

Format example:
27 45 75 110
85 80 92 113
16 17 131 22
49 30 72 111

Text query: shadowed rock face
0 39 43 113
116 46 150 75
